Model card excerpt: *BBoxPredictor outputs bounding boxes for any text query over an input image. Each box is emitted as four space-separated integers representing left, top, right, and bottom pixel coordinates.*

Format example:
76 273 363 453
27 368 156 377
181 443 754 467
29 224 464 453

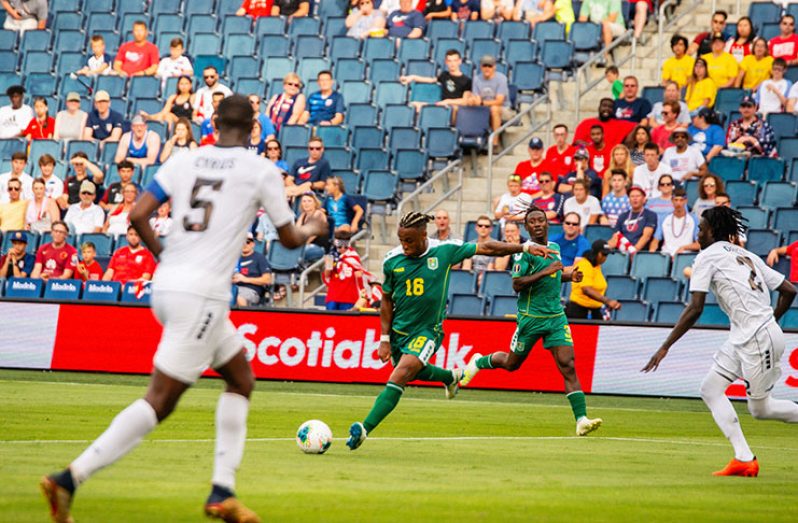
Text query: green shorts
510 313 573 354
390 328 443 366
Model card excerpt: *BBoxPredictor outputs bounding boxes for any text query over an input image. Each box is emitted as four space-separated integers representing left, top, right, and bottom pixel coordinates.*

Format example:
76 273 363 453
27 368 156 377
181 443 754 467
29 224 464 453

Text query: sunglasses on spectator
481 64 495 68
539 179 552 183
308 145 322 150
8 186 20 191
564 221 579 226
659 182 673 187
704 183 716 187
267 146 280 150
246 238 254 243
81 191 93 195
285 82 300 87
476 223 492 228
204 75 217 79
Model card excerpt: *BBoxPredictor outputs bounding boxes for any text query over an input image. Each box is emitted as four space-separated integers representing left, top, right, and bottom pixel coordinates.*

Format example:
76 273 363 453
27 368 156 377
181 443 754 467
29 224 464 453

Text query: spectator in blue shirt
286 136 331 198
234 232 272 307
82 90 123 145
0 230 35 278
387 0 426 38
299 71 346 126
688 107 725 162
265 138 290 174
552 212 591 267
324 176 364 233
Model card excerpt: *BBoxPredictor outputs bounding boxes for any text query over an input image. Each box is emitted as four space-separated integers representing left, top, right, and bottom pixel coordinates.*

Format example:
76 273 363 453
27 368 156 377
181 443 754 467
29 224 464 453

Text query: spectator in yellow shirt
0 179 29 231
736 37 773 90
702 32 739 88
662 34 695 89
685 58 718 110
565 240 622 320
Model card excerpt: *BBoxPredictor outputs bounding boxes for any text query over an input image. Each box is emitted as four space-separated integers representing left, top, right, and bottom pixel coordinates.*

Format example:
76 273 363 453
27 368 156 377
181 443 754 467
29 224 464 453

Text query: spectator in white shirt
193 66 232 124
0 85 33 139
156 37 194 86
563 179 602 232
755 57 791 117
2 0 47 33
649 187 698 256
36 154 64 201
493 173 527 226
660 128 707 182
54 92 88 142
632 142 672 199
0 151 33 203
64 180 105 234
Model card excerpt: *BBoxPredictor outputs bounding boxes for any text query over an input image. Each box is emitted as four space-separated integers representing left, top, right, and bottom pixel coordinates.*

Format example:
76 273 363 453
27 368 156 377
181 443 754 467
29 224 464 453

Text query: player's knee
227 370 255 398
505 359 522 372
747 398 770 420
145 395 177 422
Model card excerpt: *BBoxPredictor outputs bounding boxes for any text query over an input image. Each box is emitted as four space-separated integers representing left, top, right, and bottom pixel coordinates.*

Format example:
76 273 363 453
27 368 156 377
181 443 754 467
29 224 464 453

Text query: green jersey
382 240 478 335
511 241 564 318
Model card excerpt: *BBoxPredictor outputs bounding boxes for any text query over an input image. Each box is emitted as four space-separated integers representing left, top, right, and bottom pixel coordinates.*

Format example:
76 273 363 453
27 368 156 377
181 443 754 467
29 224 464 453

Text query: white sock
748 396 798 422
70 399 158 484
699 371 755 462
211 392 249 491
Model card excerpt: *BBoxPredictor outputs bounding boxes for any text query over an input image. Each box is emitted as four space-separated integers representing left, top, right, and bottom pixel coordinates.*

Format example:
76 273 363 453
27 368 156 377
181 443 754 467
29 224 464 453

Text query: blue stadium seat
56 52 85 76
468 38 501 65
96 75 127 98
317 0 347 18
0 30 16 51
641 277 680 303
4 277 43 299
100 141 119 166
375 82 407 109
748 1 783 33
738 205 769 228
87 13 116 34
409 82 441 104
584 225 613 243
278 125 311 148
345 103 378 128
294 35 326 60
433 38 464 66
157 31 183 57
315 126 348 148
405 59 435 77
746 229 780 256
780 309 798 329
355 147 389 173
512 62 545 102
44 279 82 300
418 105 451 132
489 295 518 317
189 33 221 56
774 207 798 231
426 127 459 159
323 146 352 170
29 140 61 168
332 169 360 194
708 156 746 182
330 36 361 61
222 14 252 38
78 233 114 256
368 58 401 85
184 0 216 17
288 16 321 38
53 30 84 54
0 138 25 161
605 275 638 300
1 230 36 252
363 37 394 61
333 57 365 82
480 271 514 301
427 19 459 41
641 86 665 106
92 30 120 55
766 113 796 141
296 56 330 86
448 269 475 298
602 251 629 276
187 14 217 37
714 88 746 116
218 0 245 16
362 170 397 202
129 98 162 117
223 33 256 59
747 157 785 184
569 22 602 65
151 0 183 16
497 20 530 46
0 51 15 73
533 20 566 42
760 181 797 209
449 293 484 316
284 146 305 167
268 242 305 274
612 300 649 322
141 165 159 187
541 40 574 80
20 30 50 53
397 38 429 65
261 56 295 82
388 127 420 156
66 140 99 161
779 137 798 167
381 104 415 129
195 55 227 78
229 56 259 82
323 15 347 40
455 106 490 151
119 13 148 36
121 281 152 304
654 301 684 323
24 73 56 96
351 126 384 149
724 181 757 207
631 252 670 279
129 76 161 100
463 19 494 45
698 304 729 327
392 149 426 181
235 75 263 95
255 16 286 37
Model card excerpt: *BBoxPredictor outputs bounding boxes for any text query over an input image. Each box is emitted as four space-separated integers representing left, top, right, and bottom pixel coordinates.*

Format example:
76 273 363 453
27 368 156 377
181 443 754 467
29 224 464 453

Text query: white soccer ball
296 420 333 454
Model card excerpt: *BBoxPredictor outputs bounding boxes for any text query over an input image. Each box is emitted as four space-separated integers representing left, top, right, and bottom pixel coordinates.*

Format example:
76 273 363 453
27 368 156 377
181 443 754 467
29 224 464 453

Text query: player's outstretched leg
550 346 602 436
347 355 422 450
460 351 525 387
41 370 187 522
699 371 759 477
204 351 261 523
415 364 463 399
747 396 798 423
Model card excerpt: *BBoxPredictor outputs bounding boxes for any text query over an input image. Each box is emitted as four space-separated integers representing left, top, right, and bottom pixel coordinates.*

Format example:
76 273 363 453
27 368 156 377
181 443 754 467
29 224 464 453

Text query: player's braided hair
399 212 434 229
702 206 748 243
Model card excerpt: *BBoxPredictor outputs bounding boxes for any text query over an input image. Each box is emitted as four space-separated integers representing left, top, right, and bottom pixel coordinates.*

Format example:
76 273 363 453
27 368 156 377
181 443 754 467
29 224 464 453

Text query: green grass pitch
1 369 796 522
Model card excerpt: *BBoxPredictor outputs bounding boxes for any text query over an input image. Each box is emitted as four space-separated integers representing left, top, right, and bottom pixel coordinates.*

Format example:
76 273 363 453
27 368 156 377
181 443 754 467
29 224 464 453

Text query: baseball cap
592 239 610 255
628 185 646 196
670 128 690 141
480 55 496 66
94 90 110 102
80 180 96 194
528 137 544 149
66 92 81 102
9 231 28 244
130 114 146 125
739 94 757 107
246 231 254 240
573 148 589 159
691 107 715 120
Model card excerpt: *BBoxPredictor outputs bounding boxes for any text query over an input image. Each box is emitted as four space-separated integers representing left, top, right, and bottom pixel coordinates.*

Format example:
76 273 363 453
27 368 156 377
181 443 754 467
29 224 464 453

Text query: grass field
1 370 796 522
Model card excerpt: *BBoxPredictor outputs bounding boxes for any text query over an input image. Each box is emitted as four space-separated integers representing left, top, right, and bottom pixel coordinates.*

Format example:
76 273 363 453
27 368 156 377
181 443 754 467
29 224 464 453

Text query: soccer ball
296 420 333 454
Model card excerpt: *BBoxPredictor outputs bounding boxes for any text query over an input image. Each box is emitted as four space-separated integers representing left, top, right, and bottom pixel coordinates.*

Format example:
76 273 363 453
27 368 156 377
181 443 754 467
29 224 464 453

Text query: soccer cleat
459 352 483 387
445 368 464 399
40 475 74 523
712 457 759 477
576 417 603 436
346 421 367 450
204 496 261 523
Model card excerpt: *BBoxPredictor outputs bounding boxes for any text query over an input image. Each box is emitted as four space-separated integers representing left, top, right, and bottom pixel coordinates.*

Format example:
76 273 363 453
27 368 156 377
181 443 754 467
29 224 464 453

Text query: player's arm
275 216 328 249
773 279 797 321
378 292 394 363
512 260 563 292
476 240 554 258
642 291 706 372
129 191 164 258
561 265 583 283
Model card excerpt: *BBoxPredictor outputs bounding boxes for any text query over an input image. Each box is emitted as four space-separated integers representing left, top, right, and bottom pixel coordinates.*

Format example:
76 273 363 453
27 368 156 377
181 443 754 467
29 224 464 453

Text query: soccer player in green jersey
459 206 604 436
346 212 554 450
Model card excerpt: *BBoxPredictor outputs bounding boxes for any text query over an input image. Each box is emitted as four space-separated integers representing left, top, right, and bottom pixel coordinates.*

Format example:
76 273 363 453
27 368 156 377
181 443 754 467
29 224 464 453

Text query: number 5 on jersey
184 178 224 232
405 278 424 296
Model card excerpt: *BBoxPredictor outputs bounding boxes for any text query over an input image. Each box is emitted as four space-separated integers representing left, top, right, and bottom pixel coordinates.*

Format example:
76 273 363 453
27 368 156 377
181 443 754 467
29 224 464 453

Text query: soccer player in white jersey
40 95 327 523
642 206 797 477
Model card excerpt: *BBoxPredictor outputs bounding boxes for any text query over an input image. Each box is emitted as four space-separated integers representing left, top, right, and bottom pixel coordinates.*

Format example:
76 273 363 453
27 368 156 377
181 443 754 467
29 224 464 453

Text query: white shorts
607 22 626 38
151 291 242 384
711 319 784 400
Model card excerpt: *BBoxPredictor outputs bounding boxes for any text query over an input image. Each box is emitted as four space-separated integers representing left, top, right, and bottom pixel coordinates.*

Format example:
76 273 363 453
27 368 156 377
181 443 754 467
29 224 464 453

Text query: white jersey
690 241 785 344
151 146 294 301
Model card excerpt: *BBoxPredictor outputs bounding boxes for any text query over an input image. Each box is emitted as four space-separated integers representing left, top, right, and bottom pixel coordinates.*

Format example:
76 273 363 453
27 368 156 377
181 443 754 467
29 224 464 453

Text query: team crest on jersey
513 263 520 273
427 257 439 270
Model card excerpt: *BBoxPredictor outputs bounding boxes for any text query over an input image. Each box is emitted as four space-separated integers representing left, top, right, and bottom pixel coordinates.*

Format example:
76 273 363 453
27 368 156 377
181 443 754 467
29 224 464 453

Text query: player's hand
544 260 563 275
571 267 583 282
641 347 669 372
378 341 391 362
766 249 779 267
303 211 329 240
524 242 556 258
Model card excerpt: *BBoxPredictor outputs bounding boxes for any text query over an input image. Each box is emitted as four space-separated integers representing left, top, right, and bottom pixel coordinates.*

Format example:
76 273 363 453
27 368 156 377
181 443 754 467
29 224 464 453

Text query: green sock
566 391 587 421
415 364 454 385
363 382 404 433
475 354 495 369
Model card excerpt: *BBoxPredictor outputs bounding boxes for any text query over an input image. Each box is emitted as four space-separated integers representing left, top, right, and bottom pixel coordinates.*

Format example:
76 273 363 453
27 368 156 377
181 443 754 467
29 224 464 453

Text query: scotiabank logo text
236 324 474 370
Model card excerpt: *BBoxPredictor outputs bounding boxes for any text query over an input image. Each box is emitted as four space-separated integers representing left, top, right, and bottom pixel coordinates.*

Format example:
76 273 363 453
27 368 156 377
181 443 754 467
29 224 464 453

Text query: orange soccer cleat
204 496 261 523
712 457 759 477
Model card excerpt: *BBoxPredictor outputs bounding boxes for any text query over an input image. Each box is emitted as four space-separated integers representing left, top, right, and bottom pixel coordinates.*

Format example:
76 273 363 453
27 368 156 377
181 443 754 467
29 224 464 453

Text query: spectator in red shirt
102 226 156 283
21 97 54 142
650 100 685 153
513 137 548 197
545 124 576 178
323 231 366 310
573 98 635 150
769 14 798 66
767 241 798 283
237 0 273 18
30 220 77 280
113 21 160 77
74 241 104 282
586 124 612 179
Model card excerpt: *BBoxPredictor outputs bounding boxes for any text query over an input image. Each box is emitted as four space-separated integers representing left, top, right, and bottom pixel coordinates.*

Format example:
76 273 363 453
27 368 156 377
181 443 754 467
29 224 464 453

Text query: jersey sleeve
510 252 530 278
752 252 786 291
441 241 478 266
382 261 394 295
688 253 712 293
257 161 295 228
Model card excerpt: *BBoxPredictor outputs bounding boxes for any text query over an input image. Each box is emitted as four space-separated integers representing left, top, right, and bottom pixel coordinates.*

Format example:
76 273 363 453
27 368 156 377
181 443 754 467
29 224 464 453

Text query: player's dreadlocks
702 206 748 243
399 212 434 229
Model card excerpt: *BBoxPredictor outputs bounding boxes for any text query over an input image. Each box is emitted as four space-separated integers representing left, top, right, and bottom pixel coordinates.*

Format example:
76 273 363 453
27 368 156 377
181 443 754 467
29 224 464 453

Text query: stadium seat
468 38 501 66
613 300 649 322
261 56 295 84
766 113 796 141
100 142 120 166
512 62 545 103
448 269 476 298
368 59 401 85
335 170 360 194
570 22 602 65
294 35 326 60
96 75 127 98
79 233 114 257
584 225 613 243
760 181 797 209
746 229 780 256
724 181 757 207
0 30 16 51
362 170 398 202
738 205 769 228
229 57 260 83
489 295 518 317
748 1 782 33
288 16 321 38
129 76 161 100
504 39 537 68
387 127 421 156
1 230 36 252
184 0 215 17
151 0 183 16
392 149 426 182
351 126 384 149
330 36 361 62
375 82 407 109
425 127 459 160
278 125 311 148
333 57 366 82
455 106 491 151
119 13 148 36
317 0 347 18
708 156 746 181
654 301 685 323
747 157 785 185
449 293 484 316
363 37 394 61
255 15 286 37
463 19 494 44
497 20 530 46
296 57 330 86
774 208 798 231
602 251 629 276
341 80 373 104
324 15 347 40
397 38 429 65
605 275 638 300
53 30 84 55
762 24 782 41
433 38 465 66
0 51 15 73
222 14 252 38
20 30 50 53
409 82 442 104
258 34 291 58
698 304 729 327
56 52 85 77
630 252 670 279
223 33 256 59
24 73 56 96
345 103 378 128
120 281 152 304
670 252 696 280
641 277 680 303
87 12 116 34
323 146 352 170
219 0 245 16
355 147 389 173
778 137 798 167
540 40 574 80
29 140 61 168
780 309 798 329
43 279 82 301
189 33 221 57
427 19 459 40
315 126 348 148
533 20 566 43
714 88 746 116
418 105 451 132
4 277 43 299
